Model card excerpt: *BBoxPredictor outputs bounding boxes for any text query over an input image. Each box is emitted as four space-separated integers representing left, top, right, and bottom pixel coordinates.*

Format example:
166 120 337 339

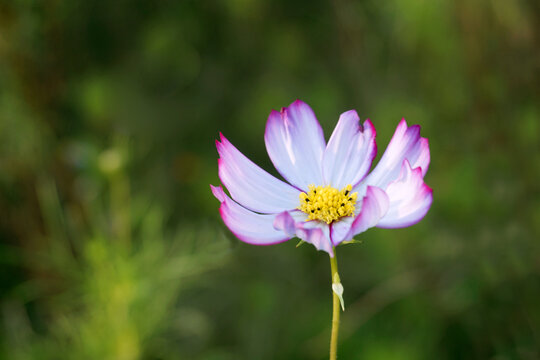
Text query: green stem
329 247 340 360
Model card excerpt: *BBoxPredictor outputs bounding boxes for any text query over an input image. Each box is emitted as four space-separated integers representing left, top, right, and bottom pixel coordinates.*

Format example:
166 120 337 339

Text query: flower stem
329 247 340 360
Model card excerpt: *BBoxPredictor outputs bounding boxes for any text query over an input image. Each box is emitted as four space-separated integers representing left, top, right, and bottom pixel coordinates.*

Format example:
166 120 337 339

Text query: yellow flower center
298 184 358 224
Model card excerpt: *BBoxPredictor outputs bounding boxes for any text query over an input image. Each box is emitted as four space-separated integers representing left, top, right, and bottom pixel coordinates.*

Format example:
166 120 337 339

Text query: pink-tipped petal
331 186 389 244
264 100 325 190
213 185 292 245
323 111 377 188
329 216 354 245
376 160 433 228
297 224 334 257
274 210 334 256
273 211 297 237
364 119 430 189
217 133 301 213
210 184 226 202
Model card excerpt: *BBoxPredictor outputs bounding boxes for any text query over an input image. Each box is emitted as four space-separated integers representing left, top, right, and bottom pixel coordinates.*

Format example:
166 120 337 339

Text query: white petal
377 160 433 228
363 119 430 190
217 133 301 213
274 211 334 256
323 111 377 189
331 186 389 244
329 216 355 245
211 185 292 245
264 100 325 190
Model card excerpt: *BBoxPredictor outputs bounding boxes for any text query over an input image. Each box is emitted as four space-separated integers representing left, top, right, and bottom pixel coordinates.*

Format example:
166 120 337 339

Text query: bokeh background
1 0 539 359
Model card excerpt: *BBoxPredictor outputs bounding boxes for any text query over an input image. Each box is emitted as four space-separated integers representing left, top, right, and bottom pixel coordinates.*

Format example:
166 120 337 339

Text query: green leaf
341 239 363 245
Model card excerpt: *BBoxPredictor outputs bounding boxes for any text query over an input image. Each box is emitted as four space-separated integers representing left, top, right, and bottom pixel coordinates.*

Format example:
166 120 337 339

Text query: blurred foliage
1 0 539 359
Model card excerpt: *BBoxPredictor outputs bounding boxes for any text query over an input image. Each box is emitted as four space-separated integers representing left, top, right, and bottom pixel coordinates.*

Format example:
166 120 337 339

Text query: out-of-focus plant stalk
98 140 131 250
110 166 131 248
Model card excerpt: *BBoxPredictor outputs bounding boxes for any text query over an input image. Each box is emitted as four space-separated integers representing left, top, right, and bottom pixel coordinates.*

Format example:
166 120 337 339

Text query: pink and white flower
211 100 432 256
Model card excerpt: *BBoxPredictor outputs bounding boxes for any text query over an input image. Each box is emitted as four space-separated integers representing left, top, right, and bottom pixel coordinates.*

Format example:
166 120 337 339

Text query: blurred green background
1 0 539 359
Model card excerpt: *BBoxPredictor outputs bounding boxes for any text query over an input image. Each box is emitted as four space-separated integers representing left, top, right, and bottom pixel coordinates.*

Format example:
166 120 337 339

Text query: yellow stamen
298 184 357 224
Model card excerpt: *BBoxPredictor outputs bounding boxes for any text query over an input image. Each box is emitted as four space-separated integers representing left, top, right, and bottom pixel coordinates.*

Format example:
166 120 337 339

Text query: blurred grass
1 0 540 359
1 144 228 360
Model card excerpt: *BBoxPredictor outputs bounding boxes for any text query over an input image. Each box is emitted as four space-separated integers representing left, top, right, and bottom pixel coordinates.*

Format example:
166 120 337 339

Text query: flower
211 100 432 257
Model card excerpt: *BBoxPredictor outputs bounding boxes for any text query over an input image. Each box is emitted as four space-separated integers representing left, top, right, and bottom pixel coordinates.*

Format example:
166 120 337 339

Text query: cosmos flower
211 100 432 257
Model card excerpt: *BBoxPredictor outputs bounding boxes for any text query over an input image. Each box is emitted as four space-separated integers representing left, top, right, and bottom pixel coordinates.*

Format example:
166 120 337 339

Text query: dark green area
1 0 539 359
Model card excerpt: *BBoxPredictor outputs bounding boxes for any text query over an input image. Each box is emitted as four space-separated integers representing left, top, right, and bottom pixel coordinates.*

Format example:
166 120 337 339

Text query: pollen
298 184 358 224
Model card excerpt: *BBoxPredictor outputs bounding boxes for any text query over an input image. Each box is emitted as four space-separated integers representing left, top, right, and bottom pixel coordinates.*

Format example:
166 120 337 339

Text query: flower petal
264 100 325 190
376 160 433 228
274 211 334 256
217 133 301 213
329 216 354 245
331 186 389 245
211 185 292 245
363 119 430 190
210 183 227 202
297 224 333 257
323 111 377 188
